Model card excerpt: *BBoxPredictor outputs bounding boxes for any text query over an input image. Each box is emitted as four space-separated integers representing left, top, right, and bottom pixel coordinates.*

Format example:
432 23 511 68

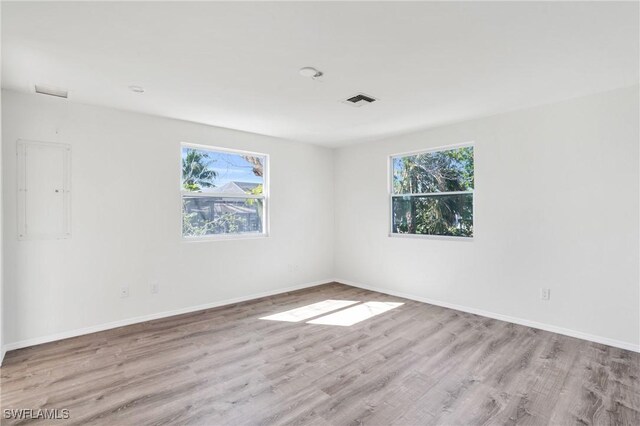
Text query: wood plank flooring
1 283 638 425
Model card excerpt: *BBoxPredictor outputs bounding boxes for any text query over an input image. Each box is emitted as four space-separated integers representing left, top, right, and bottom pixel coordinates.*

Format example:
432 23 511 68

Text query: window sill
183 233 269 243
388 233 473 242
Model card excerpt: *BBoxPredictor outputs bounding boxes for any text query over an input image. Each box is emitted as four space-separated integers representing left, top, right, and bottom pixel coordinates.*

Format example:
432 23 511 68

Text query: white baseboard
4 278 637 362
336 278 640 353
2 279 332 355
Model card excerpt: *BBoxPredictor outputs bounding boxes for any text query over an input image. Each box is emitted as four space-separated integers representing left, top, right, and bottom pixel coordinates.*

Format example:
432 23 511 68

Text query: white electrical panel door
17 140 71 240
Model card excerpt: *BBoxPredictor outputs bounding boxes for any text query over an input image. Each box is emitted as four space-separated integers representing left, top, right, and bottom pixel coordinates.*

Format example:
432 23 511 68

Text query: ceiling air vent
342 93 377 107
35 85 68 99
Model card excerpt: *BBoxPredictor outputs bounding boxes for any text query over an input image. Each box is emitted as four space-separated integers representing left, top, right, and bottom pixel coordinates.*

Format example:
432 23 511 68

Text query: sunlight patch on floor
306 301 404 326
259 299 359 322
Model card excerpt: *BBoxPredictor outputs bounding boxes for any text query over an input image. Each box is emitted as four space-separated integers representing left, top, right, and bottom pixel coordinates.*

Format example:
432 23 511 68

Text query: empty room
0 1 638 425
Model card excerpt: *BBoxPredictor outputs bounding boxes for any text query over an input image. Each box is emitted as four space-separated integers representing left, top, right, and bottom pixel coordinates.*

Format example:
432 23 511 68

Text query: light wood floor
1 283 639 425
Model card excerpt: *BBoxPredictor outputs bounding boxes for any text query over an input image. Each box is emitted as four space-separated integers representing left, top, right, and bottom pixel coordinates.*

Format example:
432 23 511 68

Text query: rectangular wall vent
342 93 377 107
35 85 68 99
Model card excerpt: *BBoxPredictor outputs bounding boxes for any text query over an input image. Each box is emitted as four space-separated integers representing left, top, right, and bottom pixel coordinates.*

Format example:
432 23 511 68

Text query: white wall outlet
540 288 550 301
120 286 130 298
150 282 159 294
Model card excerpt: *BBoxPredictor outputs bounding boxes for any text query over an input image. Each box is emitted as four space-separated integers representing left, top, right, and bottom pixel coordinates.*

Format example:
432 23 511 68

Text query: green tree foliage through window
392 146 474 237
182 150 218 191
181 146 266 238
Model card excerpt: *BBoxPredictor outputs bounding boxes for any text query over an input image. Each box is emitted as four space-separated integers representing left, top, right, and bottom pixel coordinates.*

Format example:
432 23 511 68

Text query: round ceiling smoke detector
299 67 323 79
129 85 145 93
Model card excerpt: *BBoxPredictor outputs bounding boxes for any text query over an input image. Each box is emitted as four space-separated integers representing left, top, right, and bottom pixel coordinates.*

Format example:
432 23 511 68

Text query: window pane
392 146 474 194
392 194 473 237
182 196 263 237
182 147 265 195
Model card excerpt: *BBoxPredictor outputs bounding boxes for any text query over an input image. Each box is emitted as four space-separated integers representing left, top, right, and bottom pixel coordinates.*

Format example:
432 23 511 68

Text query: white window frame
180 143 269 241
388 142 475 241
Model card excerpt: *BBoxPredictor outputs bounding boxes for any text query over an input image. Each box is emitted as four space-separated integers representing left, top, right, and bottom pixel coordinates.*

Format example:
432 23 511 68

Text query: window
390 144 474 238
181 144 267 239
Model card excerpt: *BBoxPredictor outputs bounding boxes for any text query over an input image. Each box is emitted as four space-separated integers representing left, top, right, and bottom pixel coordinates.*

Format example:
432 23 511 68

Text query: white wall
2 90 334 347
334 86 640 350
2 86 638 353
0 5 4 364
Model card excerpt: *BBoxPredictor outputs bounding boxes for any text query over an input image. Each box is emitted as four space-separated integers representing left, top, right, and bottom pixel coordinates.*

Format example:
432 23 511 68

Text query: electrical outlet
150 282 159 294
120 286 129 298
287 263 300 273
540 288 550 301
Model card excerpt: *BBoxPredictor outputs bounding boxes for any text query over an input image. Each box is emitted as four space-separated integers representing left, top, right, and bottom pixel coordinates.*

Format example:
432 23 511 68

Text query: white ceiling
2 1 638 147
